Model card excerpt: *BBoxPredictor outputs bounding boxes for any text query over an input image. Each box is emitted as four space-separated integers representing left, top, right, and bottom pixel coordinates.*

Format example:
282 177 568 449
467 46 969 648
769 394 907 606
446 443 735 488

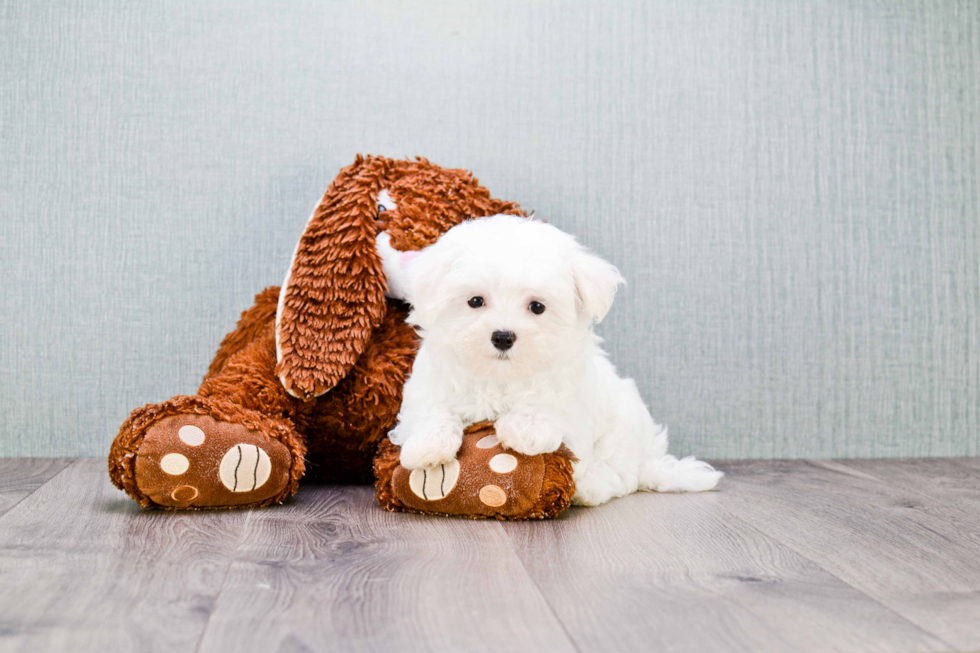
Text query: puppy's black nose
491 330 516 351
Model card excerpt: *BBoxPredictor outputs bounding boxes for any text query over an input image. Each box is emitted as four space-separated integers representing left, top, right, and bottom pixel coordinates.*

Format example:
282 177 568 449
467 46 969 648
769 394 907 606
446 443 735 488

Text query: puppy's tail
638 423 722 492
639 455 723 493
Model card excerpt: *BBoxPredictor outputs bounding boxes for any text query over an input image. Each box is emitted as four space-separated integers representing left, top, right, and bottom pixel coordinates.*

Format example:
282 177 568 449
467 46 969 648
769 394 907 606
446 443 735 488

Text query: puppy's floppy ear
275 155 389 399
405 245 458 329
571 247 625 323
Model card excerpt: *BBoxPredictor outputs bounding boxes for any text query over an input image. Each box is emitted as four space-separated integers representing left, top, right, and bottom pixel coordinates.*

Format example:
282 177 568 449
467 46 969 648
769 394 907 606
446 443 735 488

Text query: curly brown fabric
275 155 526 399
378 157 525 251
303 299 419 482
205 286 280 382
275 156 389 399
107 155 574 517
374 423 577 521
108 394 306 510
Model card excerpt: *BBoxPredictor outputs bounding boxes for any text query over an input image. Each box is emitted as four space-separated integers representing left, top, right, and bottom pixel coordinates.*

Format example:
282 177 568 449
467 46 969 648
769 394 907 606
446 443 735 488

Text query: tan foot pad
134 414 292 509
374 422 576 520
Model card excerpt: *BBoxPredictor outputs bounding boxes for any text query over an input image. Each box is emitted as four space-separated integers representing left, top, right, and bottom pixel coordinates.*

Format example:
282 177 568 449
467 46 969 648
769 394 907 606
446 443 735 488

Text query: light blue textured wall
1 0 978 458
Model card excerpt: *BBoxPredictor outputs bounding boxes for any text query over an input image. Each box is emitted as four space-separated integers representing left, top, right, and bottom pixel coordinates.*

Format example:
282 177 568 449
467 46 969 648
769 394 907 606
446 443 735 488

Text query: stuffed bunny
108 155 575 518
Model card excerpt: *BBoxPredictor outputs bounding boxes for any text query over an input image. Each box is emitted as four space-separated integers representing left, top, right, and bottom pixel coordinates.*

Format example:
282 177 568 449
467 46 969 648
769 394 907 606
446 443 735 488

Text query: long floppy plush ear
572 247 626 323
275 156 389 399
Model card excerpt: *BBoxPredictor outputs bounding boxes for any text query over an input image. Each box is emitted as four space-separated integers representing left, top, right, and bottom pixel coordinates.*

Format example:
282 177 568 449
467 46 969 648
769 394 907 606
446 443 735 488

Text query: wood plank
0 458 72 519
197 485 577 653
3 457 977 653
0 459 247 652
837 458 980 522
502 489 946 653
951 457 980 473
717 460 980 650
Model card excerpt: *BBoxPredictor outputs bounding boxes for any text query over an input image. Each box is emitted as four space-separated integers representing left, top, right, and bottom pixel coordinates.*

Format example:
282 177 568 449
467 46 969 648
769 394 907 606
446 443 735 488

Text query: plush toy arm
376 231 419 303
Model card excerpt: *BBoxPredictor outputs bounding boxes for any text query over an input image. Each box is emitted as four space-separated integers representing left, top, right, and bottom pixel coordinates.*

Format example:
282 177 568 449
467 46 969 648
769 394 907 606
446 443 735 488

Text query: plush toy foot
374 422 576 520
109 396 306 510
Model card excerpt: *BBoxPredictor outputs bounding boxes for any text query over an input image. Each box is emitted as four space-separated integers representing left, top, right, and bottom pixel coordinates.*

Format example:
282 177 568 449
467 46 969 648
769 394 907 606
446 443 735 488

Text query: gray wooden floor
2 459 980 652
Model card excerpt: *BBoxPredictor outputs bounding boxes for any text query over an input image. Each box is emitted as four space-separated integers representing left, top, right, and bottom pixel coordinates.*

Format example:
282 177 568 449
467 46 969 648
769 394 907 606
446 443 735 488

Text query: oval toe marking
408 459 461 501
171 485 199 502
489 453 518 474
476 435 499 449
479 484 507 507
160 453 189 475
178 425 206 446
219 444 272 492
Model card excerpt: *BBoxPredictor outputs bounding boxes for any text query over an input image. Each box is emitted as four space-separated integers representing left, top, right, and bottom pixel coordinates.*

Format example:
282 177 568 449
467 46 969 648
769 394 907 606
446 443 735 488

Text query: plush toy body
108 156 576 518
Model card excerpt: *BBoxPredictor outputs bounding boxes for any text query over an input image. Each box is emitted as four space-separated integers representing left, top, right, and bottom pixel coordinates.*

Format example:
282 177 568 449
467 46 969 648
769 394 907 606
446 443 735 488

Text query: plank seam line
831 459 980 541
192 508 254 653
498 521 584 653
830 459 980 507
944 458 980 475
710 479 959 651
0 458 77 527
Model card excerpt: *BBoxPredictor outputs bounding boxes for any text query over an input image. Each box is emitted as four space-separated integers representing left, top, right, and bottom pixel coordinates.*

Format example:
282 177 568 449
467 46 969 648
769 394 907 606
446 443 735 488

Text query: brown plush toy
375 422 576 520
108 155 576 519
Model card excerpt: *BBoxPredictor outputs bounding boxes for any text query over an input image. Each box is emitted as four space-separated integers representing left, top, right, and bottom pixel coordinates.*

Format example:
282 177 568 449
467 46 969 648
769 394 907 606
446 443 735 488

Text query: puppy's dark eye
468 296 485 308
529 301 546 315
377 205 386 213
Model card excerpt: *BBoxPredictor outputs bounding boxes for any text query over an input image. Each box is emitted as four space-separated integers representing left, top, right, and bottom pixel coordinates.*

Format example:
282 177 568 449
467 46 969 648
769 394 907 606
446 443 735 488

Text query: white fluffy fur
388 215 722 506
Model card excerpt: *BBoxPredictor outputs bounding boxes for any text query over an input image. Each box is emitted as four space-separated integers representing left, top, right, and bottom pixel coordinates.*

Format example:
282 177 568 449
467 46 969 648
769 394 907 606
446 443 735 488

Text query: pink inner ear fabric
400 250 420 269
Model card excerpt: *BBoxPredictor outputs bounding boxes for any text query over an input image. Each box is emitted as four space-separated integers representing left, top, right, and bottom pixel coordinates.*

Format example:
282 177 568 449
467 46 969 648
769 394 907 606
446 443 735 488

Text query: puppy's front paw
495 413 564 456
399 424 464 470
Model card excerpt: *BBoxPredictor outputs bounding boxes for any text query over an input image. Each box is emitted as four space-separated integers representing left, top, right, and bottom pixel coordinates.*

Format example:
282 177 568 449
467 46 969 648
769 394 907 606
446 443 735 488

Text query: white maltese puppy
378 215 721 506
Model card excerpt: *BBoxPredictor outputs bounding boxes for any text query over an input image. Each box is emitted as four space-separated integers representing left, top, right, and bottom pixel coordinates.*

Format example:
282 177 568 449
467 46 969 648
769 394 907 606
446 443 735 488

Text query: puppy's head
407 215 624 379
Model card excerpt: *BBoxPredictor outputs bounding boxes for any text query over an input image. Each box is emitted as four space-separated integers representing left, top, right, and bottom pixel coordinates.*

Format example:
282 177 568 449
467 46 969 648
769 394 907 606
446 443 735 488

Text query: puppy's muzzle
491 330 516 351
